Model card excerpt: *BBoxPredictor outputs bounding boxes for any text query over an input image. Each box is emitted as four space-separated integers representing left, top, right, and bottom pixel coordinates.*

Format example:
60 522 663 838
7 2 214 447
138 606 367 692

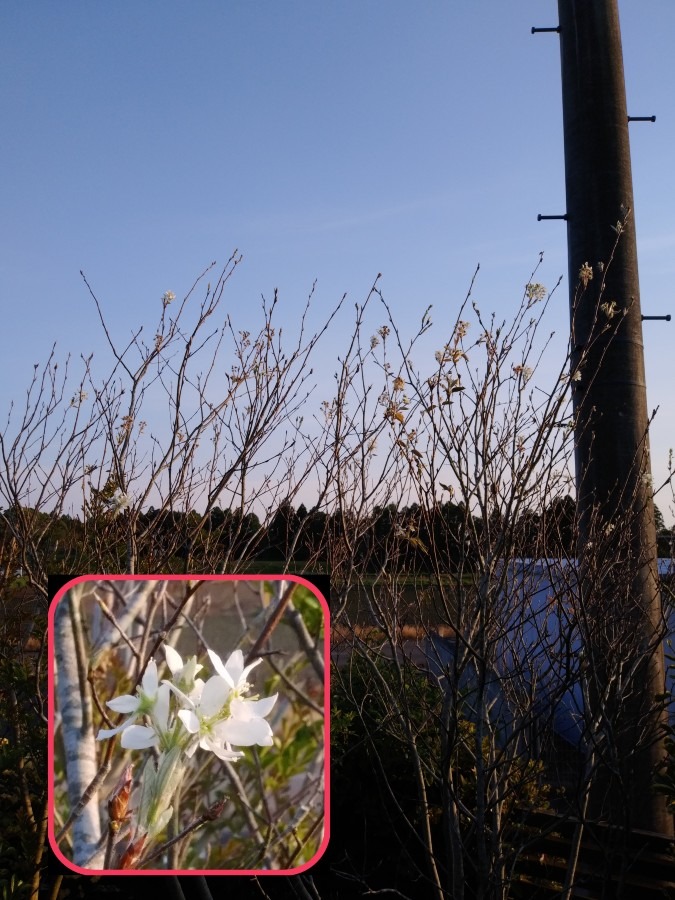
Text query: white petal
203 732 245 760
189 678 205 702
223 649 244 684
164 645 183 674
240 657 263 685
207 648 234 687
200 675 229 717
96 716 135 740
121 724 159 749
163 680 194 709
154 683 171 732
218 716 273 746
106 695 140 714
231 694 278 721
178 709 200 734
142 659 158 697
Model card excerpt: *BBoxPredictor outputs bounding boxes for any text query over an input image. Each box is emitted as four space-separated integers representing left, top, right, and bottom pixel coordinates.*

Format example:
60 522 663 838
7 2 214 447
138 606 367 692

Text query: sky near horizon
2 2 675 523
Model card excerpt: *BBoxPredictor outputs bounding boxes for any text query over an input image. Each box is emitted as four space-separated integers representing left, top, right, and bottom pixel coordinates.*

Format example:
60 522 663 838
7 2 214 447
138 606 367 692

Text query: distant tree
653 503 673 558
542 494 576 557
265 500 300 561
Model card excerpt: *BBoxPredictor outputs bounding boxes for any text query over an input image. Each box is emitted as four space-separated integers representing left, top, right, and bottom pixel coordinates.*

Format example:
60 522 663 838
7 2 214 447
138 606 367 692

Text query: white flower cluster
97 647 277 761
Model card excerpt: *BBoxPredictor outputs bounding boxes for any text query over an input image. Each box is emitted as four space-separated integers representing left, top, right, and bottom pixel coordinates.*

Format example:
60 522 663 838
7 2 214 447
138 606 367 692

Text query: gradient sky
2 2 674 521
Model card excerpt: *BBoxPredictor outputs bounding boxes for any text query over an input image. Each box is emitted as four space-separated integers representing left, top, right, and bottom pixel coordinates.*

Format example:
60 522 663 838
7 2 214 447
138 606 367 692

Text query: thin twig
139 797 226 867
245 581 297 665
265 654 323 715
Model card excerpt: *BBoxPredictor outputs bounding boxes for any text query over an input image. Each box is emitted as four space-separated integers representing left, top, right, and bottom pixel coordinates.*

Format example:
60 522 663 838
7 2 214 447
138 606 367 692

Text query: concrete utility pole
556 0 672 835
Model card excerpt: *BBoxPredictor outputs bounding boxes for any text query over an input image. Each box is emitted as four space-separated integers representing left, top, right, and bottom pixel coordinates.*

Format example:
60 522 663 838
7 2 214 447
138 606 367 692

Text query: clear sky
2 2 675 521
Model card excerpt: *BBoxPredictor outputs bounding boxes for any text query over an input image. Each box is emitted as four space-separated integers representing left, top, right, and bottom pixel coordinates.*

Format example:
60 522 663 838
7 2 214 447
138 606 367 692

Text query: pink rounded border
48 572 330 877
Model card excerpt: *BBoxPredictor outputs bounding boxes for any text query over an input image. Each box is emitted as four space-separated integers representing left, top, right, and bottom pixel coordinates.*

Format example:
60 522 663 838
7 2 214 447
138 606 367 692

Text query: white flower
162 291 176 305
103 490 130 516
70 390 88 407
172 674 243 761
97 660 169 749
512 365 533 384
207 649 277 747
167 649 278 759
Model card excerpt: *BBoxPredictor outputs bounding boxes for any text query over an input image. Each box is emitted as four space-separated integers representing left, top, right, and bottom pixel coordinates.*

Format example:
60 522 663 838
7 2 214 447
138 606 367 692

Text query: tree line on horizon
3 493 673 583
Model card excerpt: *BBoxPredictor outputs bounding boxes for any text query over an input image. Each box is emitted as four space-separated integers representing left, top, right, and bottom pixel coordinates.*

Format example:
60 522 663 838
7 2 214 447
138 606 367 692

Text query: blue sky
2 2 675 521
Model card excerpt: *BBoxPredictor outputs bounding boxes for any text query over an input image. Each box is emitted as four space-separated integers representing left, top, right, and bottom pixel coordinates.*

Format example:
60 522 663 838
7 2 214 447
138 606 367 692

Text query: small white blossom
103 490 131 516
162 291 176 306
97 660 169 749
600 300 619 320
70 390 88 407
171 675 243 761
512 365 533 383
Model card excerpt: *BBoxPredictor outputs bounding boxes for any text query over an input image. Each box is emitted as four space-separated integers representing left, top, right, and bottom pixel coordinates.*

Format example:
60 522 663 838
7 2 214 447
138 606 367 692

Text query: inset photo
48 575 328 875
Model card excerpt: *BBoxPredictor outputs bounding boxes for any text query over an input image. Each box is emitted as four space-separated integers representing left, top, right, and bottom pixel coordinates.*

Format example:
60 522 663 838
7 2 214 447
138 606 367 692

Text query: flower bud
118 831 147 869
107 764 133 825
